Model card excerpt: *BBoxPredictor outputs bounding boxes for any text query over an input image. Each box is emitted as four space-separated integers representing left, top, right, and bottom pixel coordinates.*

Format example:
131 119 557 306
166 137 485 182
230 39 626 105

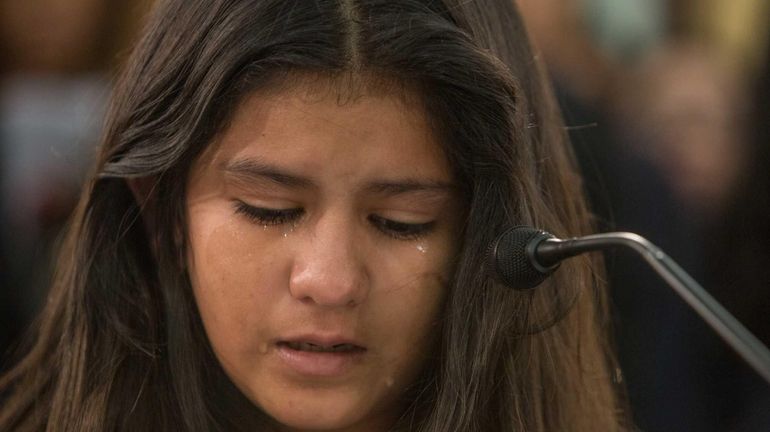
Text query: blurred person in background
621 46 753 226
618 2 770 427
518 0 770 430
614 40 760 432
0 0 149 369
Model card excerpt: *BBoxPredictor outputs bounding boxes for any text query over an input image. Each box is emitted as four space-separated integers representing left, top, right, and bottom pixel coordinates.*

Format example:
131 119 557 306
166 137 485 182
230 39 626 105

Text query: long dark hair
0 0 627 430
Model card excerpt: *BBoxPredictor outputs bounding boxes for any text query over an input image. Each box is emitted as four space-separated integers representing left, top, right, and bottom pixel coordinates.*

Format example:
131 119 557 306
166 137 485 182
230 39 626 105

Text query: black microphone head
489 226 557 290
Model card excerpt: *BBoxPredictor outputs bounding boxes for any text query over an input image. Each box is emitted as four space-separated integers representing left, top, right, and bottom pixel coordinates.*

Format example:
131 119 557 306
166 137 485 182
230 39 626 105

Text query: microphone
488 226 770 384
488 226 559 290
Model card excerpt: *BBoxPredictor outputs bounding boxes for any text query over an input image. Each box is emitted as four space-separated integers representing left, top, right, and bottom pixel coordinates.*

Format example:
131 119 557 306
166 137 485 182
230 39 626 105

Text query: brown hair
0 0 628 430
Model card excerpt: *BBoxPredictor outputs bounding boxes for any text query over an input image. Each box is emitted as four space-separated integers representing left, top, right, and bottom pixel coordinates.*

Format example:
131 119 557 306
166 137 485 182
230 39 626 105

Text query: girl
0 0 628 430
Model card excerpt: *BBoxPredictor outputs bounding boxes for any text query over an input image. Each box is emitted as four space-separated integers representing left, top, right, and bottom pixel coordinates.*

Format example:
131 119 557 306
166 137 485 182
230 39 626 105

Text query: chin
266 402 364 431
274 415 356 431
255 388 391 432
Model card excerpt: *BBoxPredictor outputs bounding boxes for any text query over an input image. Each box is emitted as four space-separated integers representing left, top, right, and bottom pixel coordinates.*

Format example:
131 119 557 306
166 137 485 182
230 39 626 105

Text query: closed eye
233 200 434 239
233 200 304 226
368 214 435 240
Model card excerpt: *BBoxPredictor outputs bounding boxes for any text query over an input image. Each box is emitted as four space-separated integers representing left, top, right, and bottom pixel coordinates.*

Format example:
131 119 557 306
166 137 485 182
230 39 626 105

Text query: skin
185 80 461 431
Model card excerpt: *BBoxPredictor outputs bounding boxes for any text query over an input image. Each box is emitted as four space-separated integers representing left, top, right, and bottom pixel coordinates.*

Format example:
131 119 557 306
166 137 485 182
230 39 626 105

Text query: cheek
371 238 455 382
378 274 445 354
365 277 444 404
186 205 286 363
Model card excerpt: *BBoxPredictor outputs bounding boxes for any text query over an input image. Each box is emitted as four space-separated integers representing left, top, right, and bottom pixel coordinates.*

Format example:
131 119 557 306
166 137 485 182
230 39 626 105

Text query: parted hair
0 0 628 430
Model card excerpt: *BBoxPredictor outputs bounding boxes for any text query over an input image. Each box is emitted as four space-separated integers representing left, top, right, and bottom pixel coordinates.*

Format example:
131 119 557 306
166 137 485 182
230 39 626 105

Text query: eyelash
233 201 304 226
232 201 435 240
367 215 435 240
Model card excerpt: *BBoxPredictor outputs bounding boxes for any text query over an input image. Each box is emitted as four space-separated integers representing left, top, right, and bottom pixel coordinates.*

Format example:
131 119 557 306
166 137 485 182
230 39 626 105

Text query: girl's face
185 81 461 431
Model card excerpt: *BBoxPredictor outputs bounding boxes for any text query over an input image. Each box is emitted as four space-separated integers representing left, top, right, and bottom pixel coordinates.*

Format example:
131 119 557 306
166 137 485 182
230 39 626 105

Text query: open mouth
278 341 365 353
275 339 366 376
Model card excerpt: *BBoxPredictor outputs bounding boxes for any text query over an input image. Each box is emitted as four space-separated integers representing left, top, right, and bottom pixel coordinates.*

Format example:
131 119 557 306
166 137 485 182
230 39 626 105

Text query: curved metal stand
537 232 770 385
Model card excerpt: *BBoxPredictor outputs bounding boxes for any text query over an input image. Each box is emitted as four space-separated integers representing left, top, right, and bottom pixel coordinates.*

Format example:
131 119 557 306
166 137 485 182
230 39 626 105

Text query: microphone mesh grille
493 227 550 290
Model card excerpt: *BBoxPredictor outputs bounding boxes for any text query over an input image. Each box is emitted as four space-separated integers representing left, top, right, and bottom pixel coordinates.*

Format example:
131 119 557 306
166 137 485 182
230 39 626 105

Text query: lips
279 341 365 353
275 336 366 377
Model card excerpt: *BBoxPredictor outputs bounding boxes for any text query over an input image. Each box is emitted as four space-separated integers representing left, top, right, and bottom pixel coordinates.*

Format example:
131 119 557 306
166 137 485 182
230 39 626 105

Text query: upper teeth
286 342 356 352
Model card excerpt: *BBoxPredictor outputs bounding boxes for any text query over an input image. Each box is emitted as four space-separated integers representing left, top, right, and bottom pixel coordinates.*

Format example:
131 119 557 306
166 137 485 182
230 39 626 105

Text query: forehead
194 74 450 182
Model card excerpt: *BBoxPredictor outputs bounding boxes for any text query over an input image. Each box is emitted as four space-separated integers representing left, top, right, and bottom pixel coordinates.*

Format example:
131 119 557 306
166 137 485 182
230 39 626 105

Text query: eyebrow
363 179 455 196
222 158 314 189
222 157 455 196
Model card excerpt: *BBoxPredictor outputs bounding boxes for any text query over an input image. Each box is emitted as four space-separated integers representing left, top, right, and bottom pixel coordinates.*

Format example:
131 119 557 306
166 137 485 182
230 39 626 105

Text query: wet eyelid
369 192 456 217
226 184 303 209
369 208 441 225
225 179 304 200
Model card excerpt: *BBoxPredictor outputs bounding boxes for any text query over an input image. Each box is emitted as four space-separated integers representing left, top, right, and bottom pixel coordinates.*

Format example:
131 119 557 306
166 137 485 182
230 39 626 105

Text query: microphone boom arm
537 232 770 385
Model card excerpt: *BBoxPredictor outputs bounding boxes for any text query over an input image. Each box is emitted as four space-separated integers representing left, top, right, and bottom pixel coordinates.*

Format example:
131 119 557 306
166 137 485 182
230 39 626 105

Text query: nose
288 214 369 307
